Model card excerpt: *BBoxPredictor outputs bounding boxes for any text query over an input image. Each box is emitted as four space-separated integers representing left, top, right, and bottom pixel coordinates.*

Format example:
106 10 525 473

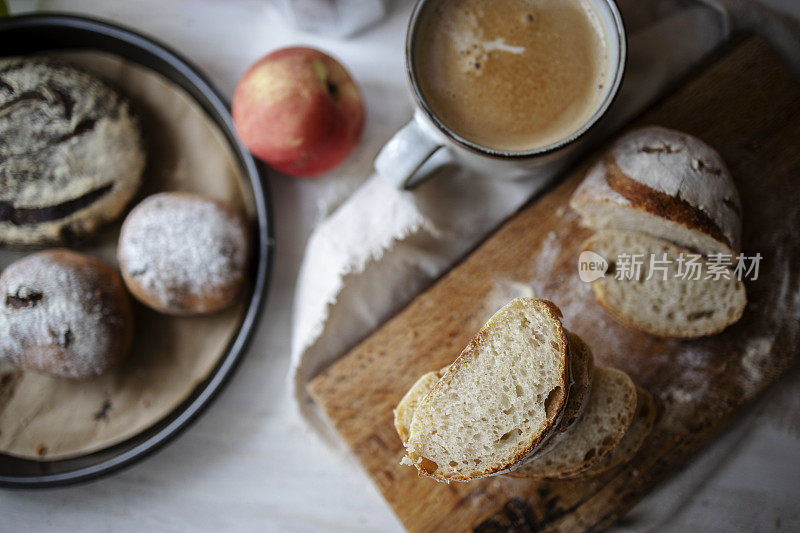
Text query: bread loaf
395 331 593 449
570 126 741 256
118 192 250 315
0 58 145 246
394 305 656 481
400 298 569 482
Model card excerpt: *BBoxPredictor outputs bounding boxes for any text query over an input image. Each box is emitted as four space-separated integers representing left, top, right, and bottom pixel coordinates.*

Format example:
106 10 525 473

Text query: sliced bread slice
394 367 446 444
582 230 746 338
533 330 594 455
580 386 657 476
394 333 593 449
569 126 741 256
401 298 569 482
556 331 594 434
508 367 637 479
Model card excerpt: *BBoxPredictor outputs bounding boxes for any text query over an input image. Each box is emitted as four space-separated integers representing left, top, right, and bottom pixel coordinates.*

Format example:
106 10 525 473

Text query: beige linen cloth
290 1 800 531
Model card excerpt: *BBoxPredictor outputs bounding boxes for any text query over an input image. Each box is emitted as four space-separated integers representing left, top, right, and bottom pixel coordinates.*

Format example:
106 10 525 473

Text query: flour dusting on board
741 336 775 389
733 210 800 395
660 346 713 407
533 231 562 278
480 279 535 323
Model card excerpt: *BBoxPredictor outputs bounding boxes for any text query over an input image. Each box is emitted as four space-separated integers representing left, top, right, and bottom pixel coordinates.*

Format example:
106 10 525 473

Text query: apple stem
326 80 339 102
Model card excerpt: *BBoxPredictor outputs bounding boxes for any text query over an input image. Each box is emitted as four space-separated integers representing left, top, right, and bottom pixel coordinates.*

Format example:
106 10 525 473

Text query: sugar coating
118 193 248 313
0 251 129 378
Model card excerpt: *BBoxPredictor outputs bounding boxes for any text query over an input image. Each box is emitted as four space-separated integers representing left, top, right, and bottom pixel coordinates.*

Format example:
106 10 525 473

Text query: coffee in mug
414 0 610 151
374 0 624 188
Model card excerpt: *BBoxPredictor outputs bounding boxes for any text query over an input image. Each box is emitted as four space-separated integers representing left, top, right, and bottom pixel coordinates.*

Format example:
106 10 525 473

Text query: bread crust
405 298 570 482
509 331 594 464
570 125 741 255
544 331 594 440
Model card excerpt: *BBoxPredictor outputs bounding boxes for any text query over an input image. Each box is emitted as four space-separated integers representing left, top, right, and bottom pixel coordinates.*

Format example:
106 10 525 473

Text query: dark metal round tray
0 13 272 488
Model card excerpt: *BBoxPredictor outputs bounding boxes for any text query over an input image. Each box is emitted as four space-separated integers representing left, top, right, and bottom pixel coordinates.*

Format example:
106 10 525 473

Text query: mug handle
375 118 449 189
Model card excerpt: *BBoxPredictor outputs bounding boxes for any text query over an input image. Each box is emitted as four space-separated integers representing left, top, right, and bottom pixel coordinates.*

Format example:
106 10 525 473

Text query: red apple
232 47 365 177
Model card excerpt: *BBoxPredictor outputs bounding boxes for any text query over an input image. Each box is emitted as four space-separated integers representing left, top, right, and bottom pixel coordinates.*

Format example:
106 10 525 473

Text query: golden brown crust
537 299 564 319
602 157 733 252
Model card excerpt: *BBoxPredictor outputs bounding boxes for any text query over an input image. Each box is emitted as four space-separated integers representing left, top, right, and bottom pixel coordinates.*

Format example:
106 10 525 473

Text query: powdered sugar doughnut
0 249 134 379
118 192 249 315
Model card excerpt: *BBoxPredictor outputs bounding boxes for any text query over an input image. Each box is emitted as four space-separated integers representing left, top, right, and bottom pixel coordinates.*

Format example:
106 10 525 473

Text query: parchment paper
0 50 255 461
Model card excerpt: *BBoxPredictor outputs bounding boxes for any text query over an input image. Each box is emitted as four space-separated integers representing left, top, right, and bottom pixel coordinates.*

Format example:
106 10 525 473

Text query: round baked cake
117 192 250 315
0 57 145 246
0 249 134 379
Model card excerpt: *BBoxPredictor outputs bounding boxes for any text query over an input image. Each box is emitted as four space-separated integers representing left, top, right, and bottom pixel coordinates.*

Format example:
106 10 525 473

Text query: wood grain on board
308 36 800 532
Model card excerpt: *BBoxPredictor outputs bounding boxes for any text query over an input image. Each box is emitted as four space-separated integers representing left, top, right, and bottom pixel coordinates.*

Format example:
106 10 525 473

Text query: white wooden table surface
3 1 799 532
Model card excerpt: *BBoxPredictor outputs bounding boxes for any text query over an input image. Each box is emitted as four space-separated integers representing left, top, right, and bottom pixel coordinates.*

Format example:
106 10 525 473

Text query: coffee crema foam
415 0 609 152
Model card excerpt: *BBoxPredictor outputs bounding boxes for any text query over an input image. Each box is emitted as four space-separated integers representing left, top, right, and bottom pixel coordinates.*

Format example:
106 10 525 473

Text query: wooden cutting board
308 35 800 532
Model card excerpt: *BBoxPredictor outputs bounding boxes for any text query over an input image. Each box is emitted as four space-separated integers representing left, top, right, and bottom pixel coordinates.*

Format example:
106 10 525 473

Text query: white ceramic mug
375 0 626 189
